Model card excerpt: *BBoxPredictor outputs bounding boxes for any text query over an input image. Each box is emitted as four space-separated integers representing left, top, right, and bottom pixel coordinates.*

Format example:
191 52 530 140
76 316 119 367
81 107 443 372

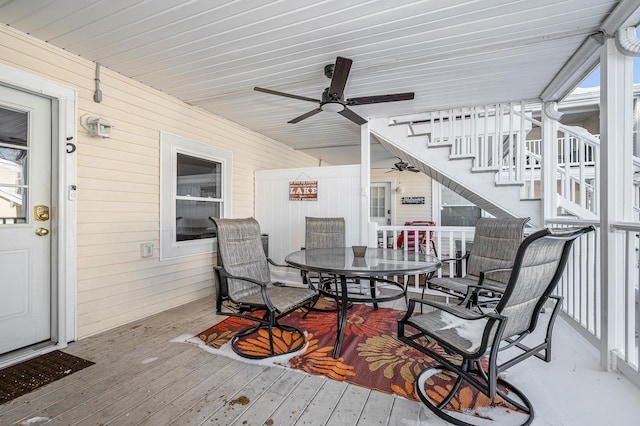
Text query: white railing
401 102 532 185
610 222 640 375
519 116 600 215
546 219 601 340
547 218 639 379
375 220 639 382
373 224 475 295
527 136 598 168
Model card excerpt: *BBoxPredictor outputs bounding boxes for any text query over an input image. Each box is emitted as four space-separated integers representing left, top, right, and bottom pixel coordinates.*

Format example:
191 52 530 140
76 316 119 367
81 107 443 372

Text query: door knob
35 228 49 236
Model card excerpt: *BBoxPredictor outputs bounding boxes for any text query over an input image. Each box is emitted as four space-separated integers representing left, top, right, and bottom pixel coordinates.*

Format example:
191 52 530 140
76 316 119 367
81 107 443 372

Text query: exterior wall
371 169 433 225
0 25 320 338
255 165 361 283
581 112 600 134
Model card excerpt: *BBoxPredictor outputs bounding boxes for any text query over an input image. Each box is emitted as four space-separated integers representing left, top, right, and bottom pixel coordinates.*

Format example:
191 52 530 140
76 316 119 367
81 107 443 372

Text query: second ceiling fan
254 56 414 125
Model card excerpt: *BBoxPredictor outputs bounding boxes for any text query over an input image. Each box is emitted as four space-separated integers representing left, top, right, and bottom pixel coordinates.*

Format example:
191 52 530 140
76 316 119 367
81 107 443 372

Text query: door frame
0 63 77 368
371 177 396 226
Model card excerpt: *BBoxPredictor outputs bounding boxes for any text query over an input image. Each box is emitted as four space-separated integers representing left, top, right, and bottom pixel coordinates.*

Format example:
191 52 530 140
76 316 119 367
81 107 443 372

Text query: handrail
611 221 640 232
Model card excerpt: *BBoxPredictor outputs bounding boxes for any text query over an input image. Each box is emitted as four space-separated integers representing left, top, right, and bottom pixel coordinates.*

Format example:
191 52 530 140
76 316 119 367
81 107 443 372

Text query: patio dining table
285 247 441 358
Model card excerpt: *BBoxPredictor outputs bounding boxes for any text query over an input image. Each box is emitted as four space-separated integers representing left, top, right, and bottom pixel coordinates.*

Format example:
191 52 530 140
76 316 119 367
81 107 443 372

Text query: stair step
449 154 475 160
471 166 500 173
494 181 524 187
520 198 541 202
427 142 452 148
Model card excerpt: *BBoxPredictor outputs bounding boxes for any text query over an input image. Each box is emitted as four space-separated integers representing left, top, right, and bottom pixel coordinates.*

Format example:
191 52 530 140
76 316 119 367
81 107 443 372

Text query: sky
578 55 640 87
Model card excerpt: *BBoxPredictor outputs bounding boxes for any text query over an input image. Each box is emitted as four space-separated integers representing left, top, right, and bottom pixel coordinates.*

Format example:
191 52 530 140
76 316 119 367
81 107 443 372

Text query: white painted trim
431 180 441 224
599 37 634 370
159 131 233 260
360 124 370 245
370 177 397 226
0 62 77 364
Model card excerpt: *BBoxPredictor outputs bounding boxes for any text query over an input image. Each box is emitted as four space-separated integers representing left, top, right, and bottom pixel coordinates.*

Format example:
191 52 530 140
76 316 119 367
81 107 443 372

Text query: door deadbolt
34 205 50 221
35 228 49 236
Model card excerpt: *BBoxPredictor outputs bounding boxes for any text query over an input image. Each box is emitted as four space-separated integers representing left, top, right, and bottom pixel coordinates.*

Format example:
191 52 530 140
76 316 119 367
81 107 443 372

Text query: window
440 186 481 226
160 132 232 259
370 186 385 218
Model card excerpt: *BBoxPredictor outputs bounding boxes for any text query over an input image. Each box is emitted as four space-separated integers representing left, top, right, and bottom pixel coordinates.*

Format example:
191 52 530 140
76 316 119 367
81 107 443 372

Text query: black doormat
0 350 94 405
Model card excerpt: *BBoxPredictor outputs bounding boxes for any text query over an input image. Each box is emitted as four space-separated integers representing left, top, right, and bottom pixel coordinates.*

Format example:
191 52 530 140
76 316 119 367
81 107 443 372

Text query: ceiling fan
389 159 420 173
254 56 414 125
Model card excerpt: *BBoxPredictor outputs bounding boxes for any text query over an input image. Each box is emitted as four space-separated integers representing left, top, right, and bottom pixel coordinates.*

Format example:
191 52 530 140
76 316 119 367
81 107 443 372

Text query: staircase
369 106 543 227
370 102 602 229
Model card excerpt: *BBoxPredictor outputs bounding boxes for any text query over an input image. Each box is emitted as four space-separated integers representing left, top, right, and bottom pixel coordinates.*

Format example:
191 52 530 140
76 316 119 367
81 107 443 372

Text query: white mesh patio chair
427 217 530 305
212 217 318 359
398 225 595 426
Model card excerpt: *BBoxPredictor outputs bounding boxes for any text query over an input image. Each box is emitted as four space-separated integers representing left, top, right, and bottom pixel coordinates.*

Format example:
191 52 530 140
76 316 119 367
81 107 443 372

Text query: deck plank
254 373 327 425
1 343 198 425
229 369 307 425
165 362 270 425
356 389 395 425
325 384 370 426
294 379 348 425
2 296 636 426
71 349 233 425
388 394 426 425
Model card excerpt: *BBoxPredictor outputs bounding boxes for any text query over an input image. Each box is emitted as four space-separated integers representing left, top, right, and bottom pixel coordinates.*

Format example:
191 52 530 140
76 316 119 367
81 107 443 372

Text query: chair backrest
466 217 530 285
397 221 436 251
496 225 595 339
213 217 271 301
305 217 345 249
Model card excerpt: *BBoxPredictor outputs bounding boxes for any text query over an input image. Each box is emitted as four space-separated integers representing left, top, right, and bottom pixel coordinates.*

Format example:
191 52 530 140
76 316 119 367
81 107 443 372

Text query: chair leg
229 312 307 360
415 364 534 426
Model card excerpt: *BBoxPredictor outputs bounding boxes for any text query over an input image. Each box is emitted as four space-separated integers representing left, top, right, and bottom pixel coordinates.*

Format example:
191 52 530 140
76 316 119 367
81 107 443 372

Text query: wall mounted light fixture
80 113 112 138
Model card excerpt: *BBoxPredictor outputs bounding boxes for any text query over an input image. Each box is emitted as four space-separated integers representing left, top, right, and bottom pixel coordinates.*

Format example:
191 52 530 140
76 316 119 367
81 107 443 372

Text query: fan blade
338 107 367 125
348 92 414 105
254 87 319 103
408 167 420 172
288 108 322 124
328 57 352 99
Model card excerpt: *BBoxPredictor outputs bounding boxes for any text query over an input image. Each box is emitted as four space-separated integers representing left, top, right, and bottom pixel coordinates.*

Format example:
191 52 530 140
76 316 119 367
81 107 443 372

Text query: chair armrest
477 267 512 286
267 257 296 269
459 279 508 308
404 297 503 322
213 265 269 288
438 252 470 263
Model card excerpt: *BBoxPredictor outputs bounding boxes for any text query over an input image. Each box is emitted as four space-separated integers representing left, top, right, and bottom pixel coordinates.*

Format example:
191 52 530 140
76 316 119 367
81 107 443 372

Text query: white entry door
370 182 391 226
0 85 52 355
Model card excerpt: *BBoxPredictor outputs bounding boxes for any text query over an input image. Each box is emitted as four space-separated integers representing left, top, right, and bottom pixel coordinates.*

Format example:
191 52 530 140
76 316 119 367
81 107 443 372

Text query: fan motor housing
324 64 334 79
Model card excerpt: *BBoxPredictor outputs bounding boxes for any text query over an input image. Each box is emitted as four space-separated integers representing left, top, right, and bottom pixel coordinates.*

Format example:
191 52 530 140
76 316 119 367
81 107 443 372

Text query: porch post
361 122 371 245
599 36 634 370
541 102 562 221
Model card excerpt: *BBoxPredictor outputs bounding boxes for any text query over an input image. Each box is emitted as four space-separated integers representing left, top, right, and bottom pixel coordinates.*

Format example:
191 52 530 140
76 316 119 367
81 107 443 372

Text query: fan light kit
254 56 414 125
321 102 345 113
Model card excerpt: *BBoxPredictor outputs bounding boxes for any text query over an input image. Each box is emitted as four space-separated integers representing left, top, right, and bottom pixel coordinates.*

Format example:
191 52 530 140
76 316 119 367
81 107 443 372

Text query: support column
360 122 371 245
541 102 562 221
599 36 634 370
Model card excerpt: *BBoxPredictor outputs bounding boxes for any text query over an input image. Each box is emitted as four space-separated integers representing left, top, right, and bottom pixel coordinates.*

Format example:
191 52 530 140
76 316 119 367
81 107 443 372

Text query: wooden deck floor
1 295 639 425
0 296 435 426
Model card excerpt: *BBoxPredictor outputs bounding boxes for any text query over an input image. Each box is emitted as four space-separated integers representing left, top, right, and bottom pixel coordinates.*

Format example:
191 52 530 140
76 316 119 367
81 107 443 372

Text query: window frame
160 132 232 260
432 181 483 227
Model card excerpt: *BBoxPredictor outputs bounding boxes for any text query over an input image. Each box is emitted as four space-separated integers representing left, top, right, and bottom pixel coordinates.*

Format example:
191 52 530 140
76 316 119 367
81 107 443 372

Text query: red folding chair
397 221 437 256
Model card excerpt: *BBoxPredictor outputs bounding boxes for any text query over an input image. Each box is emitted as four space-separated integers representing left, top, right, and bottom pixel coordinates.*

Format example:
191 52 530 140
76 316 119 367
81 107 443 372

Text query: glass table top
285 247 441 276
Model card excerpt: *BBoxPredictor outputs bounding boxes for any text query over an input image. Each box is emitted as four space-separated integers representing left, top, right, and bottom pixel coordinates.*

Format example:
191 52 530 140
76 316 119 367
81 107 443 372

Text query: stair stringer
369 118 542 228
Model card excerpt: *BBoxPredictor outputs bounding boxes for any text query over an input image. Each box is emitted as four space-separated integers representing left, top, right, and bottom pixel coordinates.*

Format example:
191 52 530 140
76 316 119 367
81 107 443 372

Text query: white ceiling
1 0 636 167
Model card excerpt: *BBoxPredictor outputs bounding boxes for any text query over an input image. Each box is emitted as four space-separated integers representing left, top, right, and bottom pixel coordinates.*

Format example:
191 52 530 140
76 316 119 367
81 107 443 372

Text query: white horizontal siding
371 169 433 225
0 25 320 338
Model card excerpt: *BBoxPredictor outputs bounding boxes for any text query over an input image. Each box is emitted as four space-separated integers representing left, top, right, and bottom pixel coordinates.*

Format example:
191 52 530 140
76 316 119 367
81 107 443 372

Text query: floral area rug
196 298 518 416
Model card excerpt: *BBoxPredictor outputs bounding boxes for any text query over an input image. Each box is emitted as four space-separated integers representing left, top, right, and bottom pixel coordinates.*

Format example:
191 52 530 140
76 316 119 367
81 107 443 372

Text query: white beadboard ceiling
1 0 637 167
